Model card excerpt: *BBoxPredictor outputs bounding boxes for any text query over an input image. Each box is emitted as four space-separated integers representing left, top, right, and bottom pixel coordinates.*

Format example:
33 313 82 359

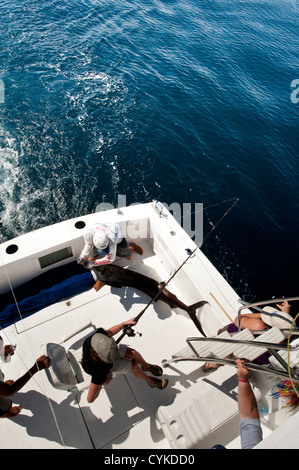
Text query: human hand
276 298 291 314
124 317 137 326
34 355 51 372
236 358 250 381
4 345 15 358
77 254 88 264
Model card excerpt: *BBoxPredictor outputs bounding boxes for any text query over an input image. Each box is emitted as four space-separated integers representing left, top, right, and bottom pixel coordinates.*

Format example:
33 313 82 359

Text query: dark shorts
0 396 12 416
116 238 131 258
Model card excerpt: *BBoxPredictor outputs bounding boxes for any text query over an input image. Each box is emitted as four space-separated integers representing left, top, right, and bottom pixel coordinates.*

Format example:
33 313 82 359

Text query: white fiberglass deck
1 202 297 449
0 232 242 449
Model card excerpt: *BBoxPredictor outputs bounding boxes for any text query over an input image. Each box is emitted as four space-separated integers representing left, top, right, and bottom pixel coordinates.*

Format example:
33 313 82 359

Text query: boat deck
0 224 294 449
0 236 242 449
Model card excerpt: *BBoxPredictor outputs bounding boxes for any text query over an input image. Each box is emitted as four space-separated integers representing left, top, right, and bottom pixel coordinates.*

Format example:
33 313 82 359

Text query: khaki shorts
111 344 133 374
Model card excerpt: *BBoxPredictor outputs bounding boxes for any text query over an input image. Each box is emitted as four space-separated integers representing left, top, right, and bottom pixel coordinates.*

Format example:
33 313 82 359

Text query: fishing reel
122 324 142 338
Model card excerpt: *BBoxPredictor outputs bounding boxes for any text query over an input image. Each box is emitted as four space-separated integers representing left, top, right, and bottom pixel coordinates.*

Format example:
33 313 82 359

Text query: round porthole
6 244 18 254
75 221 86 229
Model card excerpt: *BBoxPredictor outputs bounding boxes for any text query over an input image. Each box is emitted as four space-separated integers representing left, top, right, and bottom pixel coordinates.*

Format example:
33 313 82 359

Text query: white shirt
79 223 124 266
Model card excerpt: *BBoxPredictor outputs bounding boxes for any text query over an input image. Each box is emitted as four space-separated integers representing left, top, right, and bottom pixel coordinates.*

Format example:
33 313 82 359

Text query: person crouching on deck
77 222 143 291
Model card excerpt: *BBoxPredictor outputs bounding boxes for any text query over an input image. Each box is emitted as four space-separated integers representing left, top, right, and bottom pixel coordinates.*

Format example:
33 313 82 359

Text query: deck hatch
38 246 73 268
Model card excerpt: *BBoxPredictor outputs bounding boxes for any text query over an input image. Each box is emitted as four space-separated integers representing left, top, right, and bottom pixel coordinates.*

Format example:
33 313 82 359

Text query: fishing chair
42 320 95 392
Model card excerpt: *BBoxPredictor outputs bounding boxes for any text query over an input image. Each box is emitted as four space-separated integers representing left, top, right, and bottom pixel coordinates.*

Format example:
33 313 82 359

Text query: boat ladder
163 297 299 381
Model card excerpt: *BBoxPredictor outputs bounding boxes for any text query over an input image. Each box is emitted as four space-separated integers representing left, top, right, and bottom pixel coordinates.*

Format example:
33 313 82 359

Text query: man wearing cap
77 222 143 290
77 222 143 268
82 317 168 403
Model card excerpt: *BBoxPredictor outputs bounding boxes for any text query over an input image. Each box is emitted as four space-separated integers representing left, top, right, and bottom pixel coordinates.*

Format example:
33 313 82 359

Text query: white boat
0 201 298 450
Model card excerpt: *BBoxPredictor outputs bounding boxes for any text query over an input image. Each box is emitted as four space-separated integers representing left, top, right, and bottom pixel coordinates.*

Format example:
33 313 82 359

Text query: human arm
87 251 114 267
106 318 137 337
87 382 102 403
77 229 95 264
236 359 259 420
0 355 50 397
90 237 118 267
82 240 115 268
89 225 122 267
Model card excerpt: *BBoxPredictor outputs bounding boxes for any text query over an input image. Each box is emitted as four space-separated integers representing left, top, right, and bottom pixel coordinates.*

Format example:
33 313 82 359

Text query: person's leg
130 360 168 389
124 347 150 369
93 280 104 291
116 238 143 260
203 362 222 372
125 347 163 377
130 360 154 385
113 346 167 389
128 242 143 257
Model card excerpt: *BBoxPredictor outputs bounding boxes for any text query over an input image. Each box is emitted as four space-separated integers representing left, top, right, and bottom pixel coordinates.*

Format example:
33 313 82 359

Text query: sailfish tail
187 300 209 337
187 300 208 315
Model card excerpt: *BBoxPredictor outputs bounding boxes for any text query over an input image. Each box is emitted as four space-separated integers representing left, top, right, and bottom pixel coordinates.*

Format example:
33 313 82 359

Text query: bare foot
125 247 133 260
203 362 221 373
130 242 143 255
125 243 143 260
93 280 104 291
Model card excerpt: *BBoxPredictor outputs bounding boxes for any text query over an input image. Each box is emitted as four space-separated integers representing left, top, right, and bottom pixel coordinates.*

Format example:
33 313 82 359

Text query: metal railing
163 296 299 380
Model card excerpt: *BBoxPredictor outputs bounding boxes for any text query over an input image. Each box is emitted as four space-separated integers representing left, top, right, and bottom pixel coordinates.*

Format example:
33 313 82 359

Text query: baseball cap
93 231 109 249
91 333 119 363
93 231 110 257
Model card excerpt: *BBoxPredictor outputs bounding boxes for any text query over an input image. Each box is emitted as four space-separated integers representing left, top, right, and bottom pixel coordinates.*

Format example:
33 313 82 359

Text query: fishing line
116 197 239 343
179 197 241 220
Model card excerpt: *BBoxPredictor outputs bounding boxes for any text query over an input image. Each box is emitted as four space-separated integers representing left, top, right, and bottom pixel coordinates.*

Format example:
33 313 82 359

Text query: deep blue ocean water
0 0 298 304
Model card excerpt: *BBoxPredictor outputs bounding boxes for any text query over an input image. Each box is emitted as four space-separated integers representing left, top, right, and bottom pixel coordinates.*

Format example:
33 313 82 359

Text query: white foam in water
0 126 53 242
0 127 22 240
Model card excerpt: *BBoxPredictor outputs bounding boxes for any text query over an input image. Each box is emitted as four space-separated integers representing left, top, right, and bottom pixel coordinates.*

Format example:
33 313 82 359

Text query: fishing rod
116 198 239 343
